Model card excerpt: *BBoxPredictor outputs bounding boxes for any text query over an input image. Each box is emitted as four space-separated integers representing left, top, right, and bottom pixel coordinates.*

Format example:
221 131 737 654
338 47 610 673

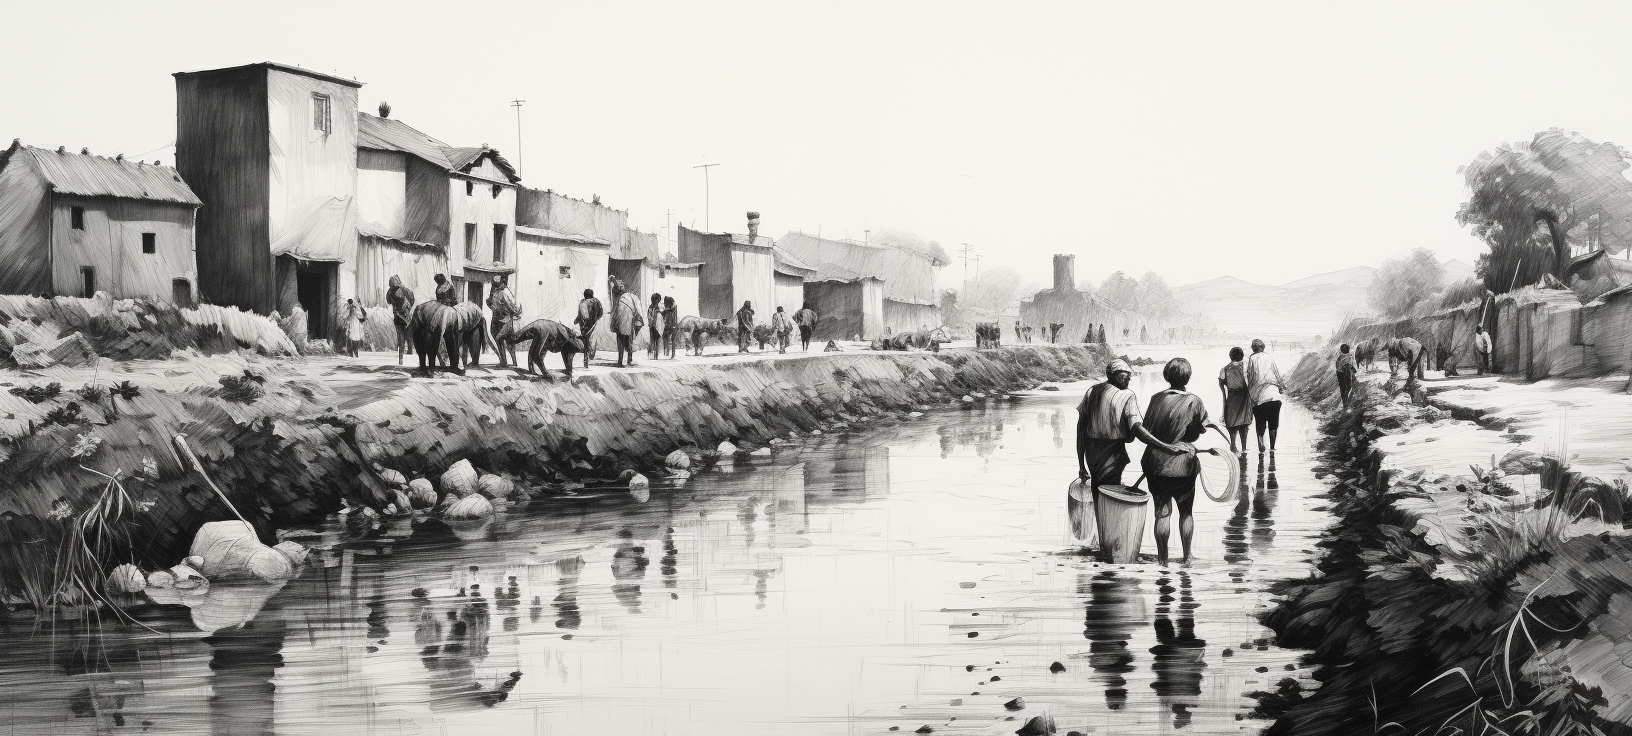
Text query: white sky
5 1 1630 288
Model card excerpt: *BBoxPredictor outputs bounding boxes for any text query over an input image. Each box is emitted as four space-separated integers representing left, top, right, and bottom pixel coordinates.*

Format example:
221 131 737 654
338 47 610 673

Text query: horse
1355 336 1380 371
909 326 953 352
676 316 735 356
408 301 499 377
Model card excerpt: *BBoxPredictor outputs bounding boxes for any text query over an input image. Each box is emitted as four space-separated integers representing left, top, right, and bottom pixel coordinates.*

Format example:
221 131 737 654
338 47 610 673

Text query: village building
657 255 701 322
677 213 777 326
772 245 816 314
1565 247 1632 302
801 262 886 341
1017 254 1131 344
774 230 947 335
514 188 626 349
0 140 200 303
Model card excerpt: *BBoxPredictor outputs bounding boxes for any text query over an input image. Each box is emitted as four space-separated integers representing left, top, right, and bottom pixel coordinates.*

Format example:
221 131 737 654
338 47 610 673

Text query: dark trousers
663 329 678 358
1082 437 1130 504
799 325 812 350
1478 350 1491 374
648 327 662 359
738 327 751 352
616 333 635 365
578 322 597 367
1337 371 1353 404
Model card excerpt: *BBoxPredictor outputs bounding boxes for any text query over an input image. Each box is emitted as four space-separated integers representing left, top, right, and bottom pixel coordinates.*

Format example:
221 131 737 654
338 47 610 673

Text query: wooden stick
173 434 249 525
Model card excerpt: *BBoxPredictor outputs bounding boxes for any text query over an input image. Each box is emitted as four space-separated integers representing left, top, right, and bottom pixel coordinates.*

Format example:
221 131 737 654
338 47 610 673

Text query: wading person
574 288 603 369
613 286 644 367
386 275 415 365
1336 343 1357 405
772 306 794 354
485 275 521 368
647 293 664 360
661 296 679 359
1077 359 1179 504
1142 358 1214 565
736 301 755 354
1474 325 1492 375
434 274 457 306
795 303 817 352
1245 339 1286 454
1216 346 1250 451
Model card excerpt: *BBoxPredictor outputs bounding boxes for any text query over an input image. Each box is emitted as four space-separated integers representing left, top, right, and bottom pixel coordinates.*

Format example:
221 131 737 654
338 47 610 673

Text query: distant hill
1174 260 1464 340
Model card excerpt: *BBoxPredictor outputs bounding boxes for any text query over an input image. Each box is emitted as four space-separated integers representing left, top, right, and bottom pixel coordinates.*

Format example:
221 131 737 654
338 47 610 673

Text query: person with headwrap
386 275 415 365
1077 358 1180 504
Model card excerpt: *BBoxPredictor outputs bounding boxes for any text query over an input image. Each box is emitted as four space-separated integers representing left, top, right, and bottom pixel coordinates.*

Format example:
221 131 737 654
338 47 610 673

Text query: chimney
1053 254 1075 292
378 101 391 118
746 212 760 241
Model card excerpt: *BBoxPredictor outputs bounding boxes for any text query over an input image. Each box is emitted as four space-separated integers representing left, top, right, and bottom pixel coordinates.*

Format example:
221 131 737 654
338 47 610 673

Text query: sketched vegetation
1256 354 1632 736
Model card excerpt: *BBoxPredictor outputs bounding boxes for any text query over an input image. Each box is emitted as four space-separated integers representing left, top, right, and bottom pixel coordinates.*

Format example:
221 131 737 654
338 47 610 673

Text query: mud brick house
678 213 777 326
774 230 947 335
0 140 200 302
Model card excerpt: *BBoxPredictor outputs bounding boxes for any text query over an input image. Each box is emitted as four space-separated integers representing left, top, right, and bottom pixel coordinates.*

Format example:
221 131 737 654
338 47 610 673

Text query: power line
693 163 719 231
510 100 526 177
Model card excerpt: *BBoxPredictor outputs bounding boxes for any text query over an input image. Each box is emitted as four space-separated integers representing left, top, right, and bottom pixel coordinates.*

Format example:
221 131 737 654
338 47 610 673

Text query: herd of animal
1352 335 1427 381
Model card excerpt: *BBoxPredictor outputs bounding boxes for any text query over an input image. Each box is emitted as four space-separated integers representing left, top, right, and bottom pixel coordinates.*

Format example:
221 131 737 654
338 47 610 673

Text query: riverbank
0 343 1112 612
1256 350 1632 735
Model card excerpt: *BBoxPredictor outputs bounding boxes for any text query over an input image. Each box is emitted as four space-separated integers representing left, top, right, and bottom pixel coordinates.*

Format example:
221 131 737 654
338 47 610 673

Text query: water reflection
611 529 649 614
1252 454 1280 555
552 557 584 631
1149 572 1207 729
1082 571 1144 710
207 616 287 735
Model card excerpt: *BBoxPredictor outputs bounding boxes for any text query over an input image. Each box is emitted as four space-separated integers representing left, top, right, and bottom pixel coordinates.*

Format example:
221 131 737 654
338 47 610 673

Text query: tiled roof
1 140 200 206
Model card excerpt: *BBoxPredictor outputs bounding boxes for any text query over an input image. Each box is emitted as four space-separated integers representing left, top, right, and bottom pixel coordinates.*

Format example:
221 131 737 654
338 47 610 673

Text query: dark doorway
172 278 193 307
466 279 483 305
79 267 96 298
296 262 334 339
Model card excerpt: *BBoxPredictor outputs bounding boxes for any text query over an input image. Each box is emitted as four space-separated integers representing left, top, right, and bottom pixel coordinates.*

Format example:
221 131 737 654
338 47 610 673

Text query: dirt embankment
0 345 1110 608
1255 349 1632 736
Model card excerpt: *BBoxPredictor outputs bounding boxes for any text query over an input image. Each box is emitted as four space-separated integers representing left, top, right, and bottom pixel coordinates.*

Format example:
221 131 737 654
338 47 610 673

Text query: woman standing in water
1143 357 1214 565
1217 347 1250 452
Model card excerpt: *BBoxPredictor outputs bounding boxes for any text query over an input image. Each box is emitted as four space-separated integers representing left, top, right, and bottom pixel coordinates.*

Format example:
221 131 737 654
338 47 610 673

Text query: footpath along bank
0 341 1113 613
1254 347 1632 736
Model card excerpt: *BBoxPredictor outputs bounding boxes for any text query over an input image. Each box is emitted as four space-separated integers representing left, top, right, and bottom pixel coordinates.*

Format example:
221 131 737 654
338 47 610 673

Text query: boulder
441 459 478 496
107 563 146 594
189 520 306 583
168 564 207 590
146 570 175 589
443 494 494 520
665 450 692 469
408 479 437 508
1014 714 1056 736
376 466 407 486
385 490 412 515
477 474 514 499
749 447 772 457
717 441 738 455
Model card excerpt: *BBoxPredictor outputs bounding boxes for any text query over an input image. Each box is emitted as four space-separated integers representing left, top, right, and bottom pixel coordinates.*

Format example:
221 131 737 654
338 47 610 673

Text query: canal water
0 349 1331 735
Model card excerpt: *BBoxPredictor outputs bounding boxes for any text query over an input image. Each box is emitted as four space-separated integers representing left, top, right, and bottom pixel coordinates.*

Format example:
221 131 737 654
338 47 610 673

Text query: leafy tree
1136 272 1178 318
964 267 1039 313
870 229 952 266
1368 249 1445 318
1457 128 1632 292
1097 271 1140 310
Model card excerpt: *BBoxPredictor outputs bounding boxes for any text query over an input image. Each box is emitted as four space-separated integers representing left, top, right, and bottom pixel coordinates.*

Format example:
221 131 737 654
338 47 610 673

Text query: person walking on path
1217 346 1251 451
1076 359 1180 506
485 275 521 368
386 275 415 365
1336 343 1357 405
613 287 644 367
795 304 818 352
342 298 367 358
646 293 664 360
574 288 604 369
661 296 679 359
1098 324 1107 344
1142 357 1215 565
434 274 458 307
736 301 755 354
771 306 794 354
1245 339 1286 454
1474 325 1493 375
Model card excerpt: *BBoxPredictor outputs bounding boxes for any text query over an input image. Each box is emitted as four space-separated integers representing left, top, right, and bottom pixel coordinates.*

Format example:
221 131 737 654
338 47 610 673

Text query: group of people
1328 325 1493 405
735 301 820 354
1010 321 1111 345
1075 340 1285 565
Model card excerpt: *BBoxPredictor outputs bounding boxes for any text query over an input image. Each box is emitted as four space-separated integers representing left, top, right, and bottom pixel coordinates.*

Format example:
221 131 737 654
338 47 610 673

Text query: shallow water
0 350 1330 735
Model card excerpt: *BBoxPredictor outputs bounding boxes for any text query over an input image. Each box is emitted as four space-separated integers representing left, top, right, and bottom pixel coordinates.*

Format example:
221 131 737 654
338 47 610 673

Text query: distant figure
1387 337 1425 385
736 301 755 354
1474 325 1492 375
1014 320 1022 343
772 306 794 354
574 289 604 368
1245 339 1286 453
1142 358 1215 565
1077 359 1178 505
386 275 416 365
613 288 644 367
434 274 457 307
485 275 521 368
1336 343 1357 405
661 296 679 359
1217 346 1250 450
1022 325 1034 343
794 303 818 352
1049 323 1063 343
342 298 366 358
1098 324 1107 343
647 293 664 360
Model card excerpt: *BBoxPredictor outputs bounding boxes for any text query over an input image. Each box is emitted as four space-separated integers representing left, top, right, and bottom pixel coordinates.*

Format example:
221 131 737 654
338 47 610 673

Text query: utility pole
665 209 673 256
958 243 976 294
694 163 719 231
510 100 525 176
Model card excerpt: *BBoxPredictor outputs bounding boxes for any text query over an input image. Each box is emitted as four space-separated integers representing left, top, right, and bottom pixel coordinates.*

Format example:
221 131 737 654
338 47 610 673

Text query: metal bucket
1096 483 1149 564
1067 478 1098 548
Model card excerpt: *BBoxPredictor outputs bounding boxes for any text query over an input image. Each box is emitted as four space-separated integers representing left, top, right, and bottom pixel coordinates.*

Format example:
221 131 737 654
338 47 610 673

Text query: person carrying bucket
1076 359 1181 503
1140 357 1222 565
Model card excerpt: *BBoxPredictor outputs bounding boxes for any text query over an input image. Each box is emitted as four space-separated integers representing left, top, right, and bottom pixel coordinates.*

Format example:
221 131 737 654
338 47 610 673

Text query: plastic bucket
1096 484 1149 564
1067 478 1098 547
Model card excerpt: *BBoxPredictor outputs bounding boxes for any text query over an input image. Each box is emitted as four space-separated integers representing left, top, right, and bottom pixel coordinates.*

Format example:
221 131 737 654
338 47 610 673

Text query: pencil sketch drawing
5 3 1632 734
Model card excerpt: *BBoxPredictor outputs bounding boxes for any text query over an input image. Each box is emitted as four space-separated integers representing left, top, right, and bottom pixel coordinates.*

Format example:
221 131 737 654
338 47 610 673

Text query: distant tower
1053 254 1075 292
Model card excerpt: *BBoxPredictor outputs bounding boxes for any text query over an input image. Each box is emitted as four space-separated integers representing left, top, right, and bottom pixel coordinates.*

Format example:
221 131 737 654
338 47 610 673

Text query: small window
464 223 478 261
80 267 95 298
491 185 501 199
466 181 474 196
312 94 331 133
492 224 507 263
141 233 156 254
558 266 572 279
70 206 84 230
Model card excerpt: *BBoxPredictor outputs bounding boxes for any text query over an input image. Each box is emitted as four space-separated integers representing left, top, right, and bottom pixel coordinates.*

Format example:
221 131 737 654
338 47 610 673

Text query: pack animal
408 301 498 377
494 318 580 379
1355 336 1380 371
677 316 735 356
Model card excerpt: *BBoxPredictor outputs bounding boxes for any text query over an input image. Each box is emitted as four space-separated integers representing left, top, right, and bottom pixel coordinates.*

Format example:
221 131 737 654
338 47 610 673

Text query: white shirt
1246 351 1284 406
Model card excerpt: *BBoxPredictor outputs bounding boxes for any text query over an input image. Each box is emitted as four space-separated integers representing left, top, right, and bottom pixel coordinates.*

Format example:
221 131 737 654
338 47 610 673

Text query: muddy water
0 350 1332 735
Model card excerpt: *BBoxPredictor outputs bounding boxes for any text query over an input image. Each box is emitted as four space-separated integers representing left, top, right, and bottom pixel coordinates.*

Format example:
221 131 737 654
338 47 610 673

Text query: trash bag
476 474 513 499
443 494 494 520
189 521 305 583
441 459 478 496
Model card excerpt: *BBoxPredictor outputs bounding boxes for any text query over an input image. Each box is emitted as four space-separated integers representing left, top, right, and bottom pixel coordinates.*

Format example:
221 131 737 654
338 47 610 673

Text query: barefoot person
1142 358 1216 565
1077 359 1180 505
1245 339 1286 454
1217 347 1250 451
